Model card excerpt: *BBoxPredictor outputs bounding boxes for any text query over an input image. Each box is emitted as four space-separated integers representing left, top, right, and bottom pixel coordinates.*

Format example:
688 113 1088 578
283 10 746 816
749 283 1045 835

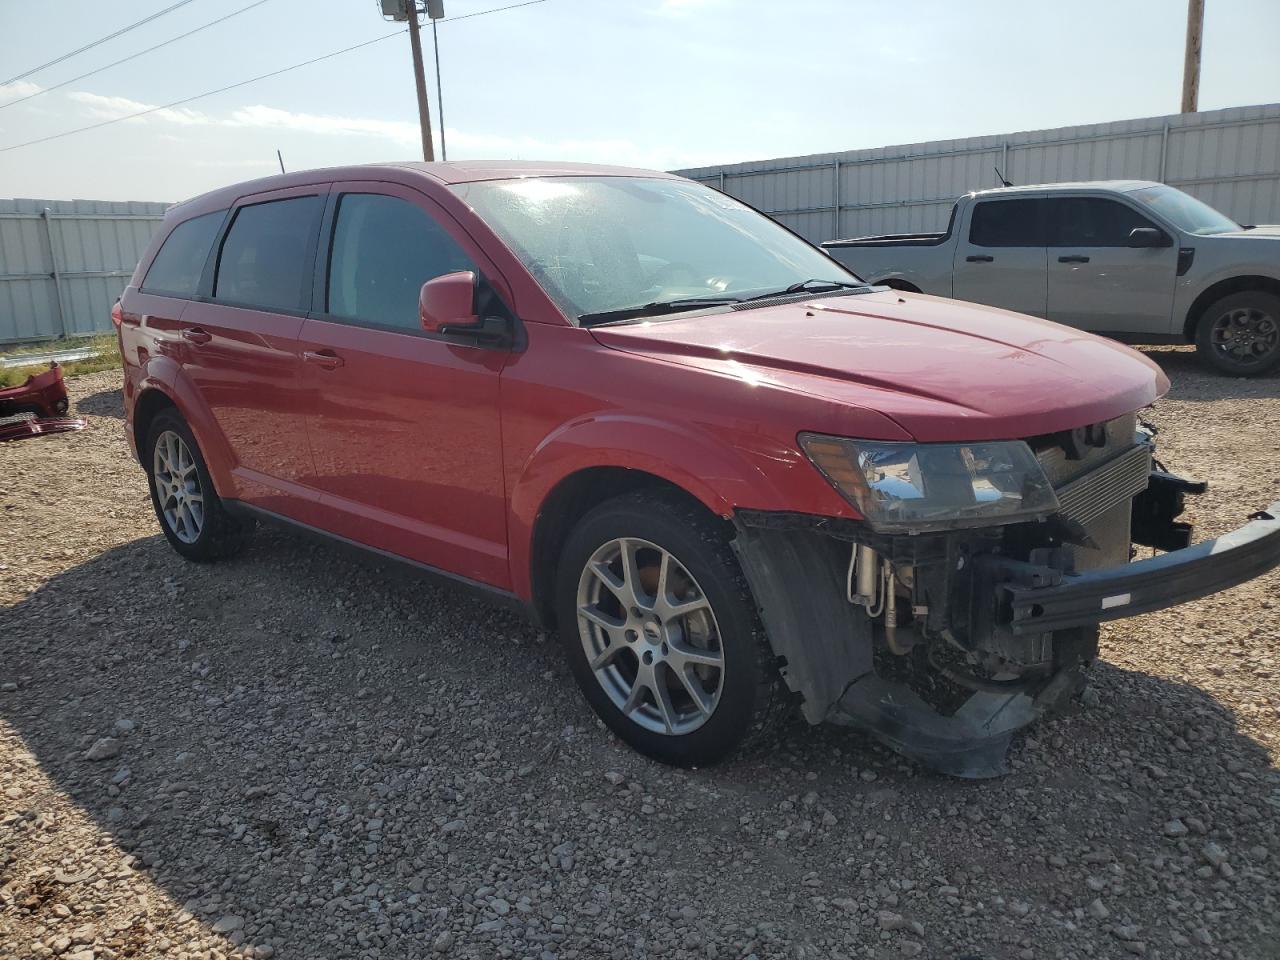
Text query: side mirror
419 270 478 333
418 270 513 348
1127 226 1170 248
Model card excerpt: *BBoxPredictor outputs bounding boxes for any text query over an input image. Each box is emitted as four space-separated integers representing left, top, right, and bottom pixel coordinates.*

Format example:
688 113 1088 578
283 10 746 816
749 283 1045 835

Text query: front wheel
1194 291 1280 376
555 490 786 766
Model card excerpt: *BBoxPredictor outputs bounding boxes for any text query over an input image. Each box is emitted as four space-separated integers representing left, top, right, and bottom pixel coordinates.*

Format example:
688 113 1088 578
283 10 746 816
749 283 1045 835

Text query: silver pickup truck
822 180 1280 376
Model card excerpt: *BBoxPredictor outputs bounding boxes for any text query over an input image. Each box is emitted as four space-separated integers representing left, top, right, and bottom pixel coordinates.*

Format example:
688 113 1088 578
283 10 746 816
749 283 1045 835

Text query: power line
0 0 275 112
0 0 549 155
0 32 400 154
2 0 200 86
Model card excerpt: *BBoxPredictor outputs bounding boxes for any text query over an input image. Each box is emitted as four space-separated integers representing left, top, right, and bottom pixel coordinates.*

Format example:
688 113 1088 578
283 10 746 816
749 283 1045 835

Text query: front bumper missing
997 501 1280 634
734 498 1280 780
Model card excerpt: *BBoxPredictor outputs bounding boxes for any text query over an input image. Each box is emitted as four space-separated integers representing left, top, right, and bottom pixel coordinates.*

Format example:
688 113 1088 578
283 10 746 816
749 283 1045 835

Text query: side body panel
499 322 907 602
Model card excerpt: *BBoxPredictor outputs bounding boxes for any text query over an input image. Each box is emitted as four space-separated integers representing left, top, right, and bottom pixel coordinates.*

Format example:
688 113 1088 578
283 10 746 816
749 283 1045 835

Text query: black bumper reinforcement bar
1000 501 1280 634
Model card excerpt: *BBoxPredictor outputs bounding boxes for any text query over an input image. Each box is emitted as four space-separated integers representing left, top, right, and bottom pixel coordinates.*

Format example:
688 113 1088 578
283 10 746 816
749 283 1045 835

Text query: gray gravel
1 349 1278 960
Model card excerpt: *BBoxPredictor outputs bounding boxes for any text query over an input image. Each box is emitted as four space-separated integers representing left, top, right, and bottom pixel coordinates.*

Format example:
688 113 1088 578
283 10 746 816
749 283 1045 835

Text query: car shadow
2 526 1278 959
1139 346 1280 401
75 386 125 420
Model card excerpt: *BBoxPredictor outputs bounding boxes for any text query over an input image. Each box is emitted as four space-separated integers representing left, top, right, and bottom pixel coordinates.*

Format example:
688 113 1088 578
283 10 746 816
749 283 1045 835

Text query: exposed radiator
1054 443 1153 528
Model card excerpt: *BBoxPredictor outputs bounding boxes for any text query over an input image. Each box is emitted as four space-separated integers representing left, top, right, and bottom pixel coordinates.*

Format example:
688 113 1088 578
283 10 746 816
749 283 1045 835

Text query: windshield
1126 184 1240 235
453 176 861 324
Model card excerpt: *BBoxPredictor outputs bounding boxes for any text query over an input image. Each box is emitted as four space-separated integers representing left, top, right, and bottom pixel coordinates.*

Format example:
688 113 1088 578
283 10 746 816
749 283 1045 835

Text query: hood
590 290 1169 443
1216 224 1280 239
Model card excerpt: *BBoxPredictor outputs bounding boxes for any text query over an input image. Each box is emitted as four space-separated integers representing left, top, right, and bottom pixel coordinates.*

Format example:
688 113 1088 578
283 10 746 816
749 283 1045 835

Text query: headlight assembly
798 433 1060 533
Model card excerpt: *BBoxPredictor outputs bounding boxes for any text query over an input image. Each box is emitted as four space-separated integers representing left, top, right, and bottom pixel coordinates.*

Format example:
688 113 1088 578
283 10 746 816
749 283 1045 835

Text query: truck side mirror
1127 227 1170 248
419 271 478 334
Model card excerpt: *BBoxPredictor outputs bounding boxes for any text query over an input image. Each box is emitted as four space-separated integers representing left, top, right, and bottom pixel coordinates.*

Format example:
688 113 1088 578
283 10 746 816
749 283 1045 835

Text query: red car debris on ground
0 363 85 442
115 162 1280 776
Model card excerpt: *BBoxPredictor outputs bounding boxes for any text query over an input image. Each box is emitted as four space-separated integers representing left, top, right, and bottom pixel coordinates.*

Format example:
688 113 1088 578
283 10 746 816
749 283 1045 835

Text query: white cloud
67 91 210 125
56 88 710 172
226 104 420 145
0 80 42 103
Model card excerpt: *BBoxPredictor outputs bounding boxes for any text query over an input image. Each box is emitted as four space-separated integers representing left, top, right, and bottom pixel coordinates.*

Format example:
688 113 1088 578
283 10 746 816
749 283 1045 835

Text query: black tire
144 408 252 561
555 489 786 766
1194 290 1280 376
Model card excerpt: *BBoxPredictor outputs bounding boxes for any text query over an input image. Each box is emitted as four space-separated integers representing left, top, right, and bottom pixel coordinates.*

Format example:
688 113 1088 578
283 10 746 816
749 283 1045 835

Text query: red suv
117 161 1280 776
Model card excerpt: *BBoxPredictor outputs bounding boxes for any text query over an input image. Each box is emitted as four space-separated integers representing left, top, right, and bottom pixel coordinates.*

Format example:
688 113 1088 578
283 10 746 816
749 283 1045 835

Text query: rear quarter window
140 210 225 298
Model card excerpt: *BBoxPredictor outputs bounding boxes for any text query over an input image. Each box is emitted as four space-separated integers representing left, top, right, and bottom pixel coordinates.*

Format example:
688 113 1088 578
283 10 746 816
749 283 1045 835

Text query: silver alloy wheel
152 429 204 544
576 537 725 736
1211 306 1279 365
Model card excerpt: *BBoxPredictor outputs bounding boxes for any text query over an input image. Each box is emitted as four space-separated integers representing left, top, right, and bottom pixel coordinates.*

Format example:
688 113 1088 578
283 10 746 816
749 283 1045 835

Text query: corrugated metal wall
0 198 166 344
676 103 1280 245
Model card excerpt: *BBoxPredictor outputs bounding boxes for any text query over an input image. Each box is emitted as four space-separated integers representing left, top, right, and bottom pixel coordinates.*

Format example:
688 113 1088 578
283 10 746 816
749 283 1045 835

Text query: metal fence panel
0 198 167 344
677 103 1280 244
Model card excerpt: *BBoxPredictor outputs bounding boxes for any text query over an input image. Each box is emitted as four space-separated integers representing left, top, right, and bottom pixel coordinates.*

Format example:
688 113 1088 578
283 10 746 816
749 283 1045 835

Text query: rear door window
1048 197 1160 247
968 199 1044 247
326 193 476 331
141 210 225 298
214 195 323 312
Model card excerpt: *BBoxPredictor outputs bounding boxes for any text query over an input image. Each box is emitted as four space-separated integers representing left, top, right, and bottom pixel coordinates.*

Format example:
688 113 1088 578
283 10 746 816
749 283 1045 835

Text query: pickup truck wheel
144 409 252 562
1194 291 1280 376
556 491 785 766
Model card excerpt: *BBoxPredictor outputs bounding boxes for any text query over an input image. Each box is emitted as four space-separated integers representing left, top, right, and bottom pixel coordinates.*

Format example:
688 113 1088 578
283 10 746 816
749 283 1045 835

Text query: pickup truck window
969 199 1043 247
1127 184 1239 235
1048 197 1159 247
454 176 857 324
327 193 475 332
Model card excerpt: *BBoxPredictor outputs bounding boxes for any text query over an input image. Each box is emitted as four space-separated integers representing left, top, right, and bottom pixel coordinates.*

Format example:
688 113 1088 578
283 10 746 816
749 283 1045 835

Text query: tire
555 489 786 766
1194 290 1280 376
144 408 252 561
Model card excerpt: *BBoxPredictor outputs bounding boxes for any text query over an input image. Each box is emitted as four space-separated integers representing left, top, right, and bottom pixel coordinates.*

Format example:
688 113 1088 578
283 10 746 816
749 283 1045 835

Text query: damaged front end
0 363 84 442
733 415 1280 778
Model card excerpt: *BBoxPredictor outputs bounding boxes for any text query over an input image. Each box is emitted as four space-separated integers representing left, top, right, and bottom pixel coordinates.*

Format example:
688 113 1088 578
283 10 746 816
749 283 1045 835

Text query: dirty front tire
144 408 252 562
555 490 786 767
1194 290 1280 376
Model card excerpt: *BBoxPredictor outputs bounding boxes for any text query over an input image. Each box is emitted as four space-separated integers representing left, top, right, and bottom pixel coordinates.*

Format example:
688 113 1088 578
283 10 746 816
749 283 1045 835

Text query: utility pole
429 0 446 161
1181 0 1204 113
404 0 435 161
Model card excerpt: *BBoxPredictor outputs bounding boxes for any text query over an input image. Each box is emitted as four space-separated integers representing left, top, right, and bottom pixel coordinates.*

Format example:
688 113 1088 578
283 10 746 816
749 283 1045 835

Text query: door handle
181 327 212 345
302 349 344 370
965 255 994 262
1058 255 1091 263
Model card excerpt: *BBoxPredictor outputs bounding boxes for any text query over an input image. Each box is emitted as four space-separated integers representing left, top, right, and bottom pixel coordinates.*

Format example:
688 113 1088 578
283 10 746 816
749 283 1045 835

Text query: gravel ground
2 349 1278 960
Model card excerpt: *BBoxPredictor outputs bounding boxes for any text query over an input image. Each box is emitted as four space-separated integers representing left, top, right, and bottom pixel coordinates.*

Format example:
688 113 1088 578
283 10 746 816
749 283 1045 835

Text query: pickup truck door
952 197 1048 318
1045 196 1179 336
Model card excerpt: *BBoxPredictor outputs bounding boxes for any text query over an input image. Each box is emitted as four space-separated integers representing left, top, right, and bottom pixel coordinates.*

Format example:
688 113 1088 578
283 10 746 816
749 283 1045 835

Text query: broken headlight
798 434 1060 533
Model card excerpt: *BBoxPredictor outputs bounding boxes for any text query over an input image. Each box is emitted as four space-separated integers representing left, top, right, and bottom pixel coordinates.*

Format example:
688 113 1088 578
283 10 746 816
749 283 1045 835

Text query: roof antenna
277 149 286 174
994 165 1013 187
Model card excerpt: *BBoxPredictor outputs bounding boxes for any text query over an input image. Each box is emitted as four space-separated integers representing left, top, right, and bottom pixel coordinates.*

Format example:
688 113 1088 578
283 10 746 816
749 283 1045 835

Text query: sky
0 0 1278 202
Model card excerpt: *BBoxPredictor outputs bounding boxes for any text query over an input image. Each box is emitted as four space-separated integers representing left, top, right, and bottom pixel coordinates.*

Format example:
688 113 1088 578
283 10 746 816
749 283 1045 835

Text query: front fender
506 413 795 601
133 355 237 497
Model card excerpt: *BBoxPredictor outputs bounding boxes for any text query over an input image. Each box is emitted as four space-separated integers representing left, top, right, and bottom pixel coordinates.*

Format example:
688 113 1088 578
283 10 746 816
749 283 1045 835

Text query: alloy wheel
1210 306 1279 366
152 430 204 544
576 537 726 735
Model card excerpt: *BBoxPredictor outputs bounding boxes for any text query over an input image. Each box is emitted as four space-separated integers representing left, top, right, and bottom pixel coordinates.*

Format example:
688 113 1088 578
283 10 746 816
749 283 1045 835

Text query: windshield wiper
579 296 741 326
739 278 872 302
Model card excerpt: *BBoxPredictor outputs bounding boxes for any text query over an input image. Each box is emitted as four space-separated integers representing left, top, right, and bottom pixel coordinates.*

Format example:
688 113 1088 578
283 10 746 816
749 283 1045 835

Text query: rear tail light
111 301 123 330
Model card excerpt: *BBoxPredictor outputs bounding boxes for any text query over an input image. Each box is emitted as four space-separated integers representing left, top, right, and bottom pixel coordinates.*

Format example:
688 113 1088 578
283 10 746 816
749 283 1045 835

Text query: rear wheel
144 409 252 561
1194 291 1280 376
555 490 785 766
